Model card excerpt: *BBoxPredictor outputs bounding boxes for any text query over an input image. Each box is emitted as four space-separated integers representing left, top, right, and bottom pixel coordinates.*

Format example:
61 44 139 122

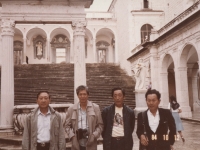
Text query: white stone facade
0 0 199 130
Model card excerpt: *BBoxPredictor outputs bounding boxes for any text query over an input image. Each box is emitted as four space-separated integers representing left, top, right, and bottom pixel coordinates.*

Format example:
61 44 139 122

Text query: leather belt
112 136 124 140
37 142 50 147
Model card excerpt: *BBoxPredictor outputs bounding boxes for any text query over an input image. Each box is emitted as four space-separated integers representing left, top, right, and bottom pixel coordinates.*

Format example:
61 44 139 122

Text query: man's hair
145 89 161 100
76 85 89 95
111 87 125 97
37 91 50 99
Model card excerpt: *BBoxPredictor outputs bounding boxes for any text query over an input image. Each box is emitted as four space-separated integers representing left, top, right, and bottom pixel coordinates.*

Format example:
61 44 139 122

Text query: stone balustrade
13 103 73 135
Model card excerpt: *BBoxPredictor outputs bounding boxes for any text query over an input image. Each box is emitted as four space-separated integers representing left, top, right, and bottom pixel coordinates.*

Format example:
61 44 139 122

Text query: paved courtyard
97 120 200 150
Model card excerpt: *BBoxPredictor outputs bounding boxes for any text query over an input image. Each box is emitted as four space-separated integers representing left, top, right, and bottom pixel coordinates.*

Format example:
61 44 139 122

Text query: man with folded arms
22 91 66 150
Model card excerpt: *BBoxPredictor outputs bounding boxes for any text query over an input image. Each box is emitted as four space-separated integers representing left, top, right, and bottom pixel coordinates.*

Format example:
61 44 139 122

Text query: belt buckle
41 142 45 147
116 137 121 140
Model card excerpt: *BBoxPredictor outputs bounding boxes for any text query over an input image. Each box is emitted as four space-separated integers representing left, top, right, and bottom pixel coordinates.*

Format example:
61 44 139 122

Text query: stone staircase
14 63 74 105
13 63 135 109
0 63 135 149
86 63 135 110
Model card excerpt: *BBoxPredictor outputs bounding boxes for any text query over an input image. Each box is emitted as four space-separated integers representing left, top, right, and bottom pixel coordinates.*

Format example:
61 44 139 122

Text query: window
140 24 153 43
144 0 149 8
56 48 66 63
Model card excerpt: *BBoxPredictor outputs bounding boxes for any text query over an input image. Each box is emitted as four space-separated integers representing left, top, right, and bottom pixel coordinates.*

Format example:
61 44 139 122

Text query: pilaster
22 38 27 64
150 44 159 89
160 72 169 108
70 37 74 63
175 67 192 117
72 21 87 103
0 19 15 130
47 38 51 63
93 38 96 63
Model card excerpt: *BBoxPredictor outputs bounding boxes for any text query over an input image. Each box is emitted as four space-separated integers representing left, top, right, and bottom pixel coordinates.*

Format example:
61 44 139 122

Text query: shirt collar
78 101 89 109
147 109 159 116
38 108 51 115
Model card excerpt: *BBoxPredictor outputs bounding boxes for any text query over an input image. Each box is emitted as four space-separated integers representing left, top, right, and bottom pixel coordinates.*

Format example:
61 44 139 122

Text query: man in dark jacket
136 89 176 150
102 87 135 150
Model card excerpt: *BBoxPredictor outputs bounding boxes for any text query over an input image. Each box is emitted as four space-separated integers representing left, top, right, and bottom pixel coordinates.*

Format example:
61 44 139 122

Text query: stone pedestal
134 89 148 116
0 19 15 130
72 21 87 103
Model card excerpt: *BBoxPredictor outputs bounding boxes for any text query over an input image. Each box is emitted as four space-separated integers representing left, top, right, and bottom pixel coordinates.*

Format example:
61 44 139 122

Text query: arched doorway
50 28 71 63
14 28 23 64
50 34 70 63
96 28 115 63
96 41 109 63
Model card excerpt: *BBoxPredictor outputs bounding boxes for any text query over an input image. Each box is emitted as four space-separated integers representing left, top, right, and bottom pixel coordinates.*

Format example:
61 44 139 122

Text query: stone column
47 38 51 63
192 75 200 112
175 67 192 117
93 38 96 62
70 37 74 63
72 21 86 103
0 19 15 130
150 44 159 89
114 37 118 63
22 38 27 64
160 72 169 108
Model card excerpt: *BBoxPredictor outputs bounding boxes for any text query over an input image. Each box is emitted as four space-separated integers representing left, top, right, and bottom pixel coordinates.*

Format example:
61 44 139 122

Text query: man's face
37 92 50 109
146 94 160 112
113 90 124 107
77 90 88 104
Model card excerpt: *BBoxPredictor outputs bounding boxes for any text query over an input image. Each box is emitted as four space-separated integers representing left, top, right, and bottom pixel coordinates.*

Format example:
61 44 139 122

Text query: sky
86 0 113 12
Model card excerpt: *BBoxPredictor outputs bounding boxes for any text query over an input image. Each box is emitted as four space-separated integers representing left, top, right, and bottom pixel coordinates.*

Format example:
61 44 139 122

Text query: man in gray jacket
65 85 103 150
22 91 66 150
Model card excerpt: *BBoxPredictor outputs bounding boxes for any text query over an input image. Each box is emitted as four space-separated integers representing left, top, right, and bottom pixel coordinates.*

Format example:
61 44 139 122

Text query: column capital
72 21 87 36
1 19 15 36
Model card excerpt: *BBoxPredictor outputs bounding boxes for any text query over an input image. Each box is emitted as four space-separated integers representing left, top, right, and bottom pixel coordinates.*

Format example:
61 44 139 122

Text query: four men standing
22 87 177 150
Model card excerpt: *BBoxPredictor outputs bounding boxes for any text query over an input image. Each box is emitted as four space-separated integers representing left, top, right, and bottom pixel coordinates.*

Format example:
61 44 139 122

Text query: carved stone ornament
72 21 87 36
96 41 110 48
1 19 15 36
131 58 148 90
33 35 46 60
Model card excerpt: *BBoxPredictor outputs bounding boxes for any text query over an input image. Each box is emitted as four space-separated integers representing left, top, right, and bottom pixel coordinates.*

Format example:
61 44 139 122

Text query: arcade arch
179 44 199 112
96 28 115 63
50 28 71 63
160 54 175 107
14 28 23 64
26 28 47 64
85 28 93 61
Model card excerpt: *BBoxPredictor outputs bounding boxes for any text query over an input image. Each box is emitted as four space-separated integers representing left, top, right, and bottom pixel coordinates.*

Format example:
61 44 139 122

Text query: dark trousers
37 143 50 150
111 137 125 150
79 146 86 150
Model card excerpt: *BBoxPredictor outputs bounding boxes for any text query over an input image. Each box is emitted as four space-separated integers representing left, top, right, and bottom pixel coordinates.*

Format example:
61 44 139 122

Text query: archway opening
180 44 199 112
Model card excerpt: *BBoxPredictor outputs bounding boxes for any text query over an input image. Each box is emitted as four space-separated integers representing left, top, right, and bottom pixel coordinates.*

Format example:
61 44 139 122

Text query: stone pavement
97 120 200 150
